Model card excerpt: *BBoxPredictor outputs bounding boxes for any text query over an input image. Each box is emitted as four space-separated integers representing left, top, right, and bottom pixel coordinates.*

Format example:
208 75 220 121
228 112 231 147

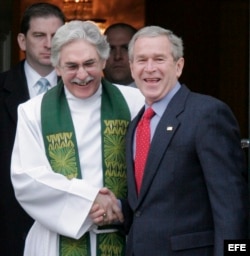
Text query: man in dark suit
124 25 249 255
0 3 65 255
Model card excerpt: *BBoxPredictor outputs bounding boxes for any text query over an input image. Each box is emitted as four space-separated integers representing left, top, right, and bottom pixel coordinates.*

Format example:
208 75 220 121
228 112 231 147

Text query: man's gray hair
51 20 110 67
128 25 184 62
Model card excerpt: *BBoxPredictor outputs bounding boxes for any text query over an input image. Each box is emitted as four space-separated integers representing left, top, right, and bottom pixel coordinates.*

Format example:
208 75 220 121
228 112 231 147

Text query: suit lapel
129 85 190 207
126 107 144 208
3 61 29 123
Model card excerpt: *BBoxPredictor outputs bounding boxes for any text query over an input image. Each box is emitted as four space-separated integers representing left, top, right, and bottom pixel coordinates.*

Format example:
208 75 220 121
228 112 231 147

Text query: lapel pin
166 126 173 131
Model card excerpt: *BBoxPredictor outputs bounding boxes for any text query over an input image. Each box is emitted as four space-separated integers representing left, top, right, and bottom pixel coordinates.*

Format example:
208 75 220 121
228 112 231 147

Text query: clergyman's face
56 39 106 99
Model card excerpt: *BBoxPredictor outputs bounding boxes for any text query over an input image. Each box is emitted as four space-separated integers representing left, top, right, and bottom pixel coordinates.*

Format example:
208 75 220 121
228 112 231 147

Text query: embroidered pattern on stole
46 132 78 178
96 119 128 256
46 132 90 255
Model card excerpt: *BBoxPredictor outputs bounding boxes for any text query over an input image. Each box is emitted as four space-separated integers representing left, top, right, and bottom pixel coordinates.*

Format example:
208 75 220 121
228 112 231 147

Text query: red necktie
135 107 155 193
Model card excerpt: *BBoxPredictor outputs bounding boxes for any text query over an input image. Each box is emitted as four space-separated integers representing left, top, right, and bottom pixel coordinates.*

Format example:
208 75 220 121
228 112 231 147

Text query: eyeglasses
60 59 99 74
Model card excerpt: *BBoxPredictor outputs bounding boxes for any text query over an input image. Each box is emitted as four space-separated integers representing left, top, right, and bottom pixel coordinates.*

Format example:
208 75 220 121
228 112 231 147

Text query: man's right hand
89 187 124 226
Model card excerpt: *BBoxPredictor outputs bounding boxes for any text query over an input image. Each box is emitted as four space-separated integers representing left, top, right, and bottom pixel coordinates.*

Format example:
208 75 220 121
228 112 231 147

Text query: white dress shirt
24 61 58 98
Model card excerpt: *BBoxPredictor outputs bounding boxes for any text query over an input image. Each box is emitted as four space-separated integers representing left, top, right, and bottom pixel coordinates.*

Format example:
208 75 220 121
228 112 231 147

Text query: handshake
89 187 124 226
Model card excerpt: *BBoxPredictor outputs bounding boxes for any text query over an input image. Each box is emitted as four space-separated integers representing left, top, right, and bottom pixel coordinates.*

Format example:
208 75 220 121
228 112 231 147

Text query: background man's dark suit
0 60 34 255
125 85 248 256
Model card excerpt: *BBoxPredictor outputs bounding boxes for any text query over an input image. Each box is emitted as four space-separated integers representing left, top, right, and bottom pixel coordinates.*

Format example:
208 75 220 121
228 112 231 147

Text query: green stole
41 79 130 256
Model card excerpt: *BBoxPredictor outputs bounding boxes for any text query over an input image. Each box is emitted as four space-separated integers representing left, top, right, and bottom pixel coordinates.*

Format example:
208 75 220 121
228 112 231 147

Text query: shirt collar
147 82 181 117
24 61 58 88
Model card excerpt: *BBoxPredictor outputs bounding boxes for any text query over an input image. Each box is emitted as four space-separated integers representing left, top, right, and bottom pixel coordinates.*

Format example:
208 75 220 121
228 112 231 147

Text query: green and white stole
41 79 130 256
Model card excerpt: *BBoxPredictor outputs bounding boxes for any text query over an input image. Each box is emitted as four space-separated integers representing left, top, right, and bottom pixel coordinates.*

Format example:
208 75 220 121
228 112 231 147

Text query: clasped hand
89 187 124 226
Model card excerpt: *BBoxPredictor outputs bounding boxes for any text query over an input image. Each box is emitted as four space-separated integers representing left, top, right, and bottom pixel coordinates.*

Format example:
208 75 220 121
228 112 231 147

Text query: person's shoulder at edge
113 83 144 118
17 90 44 116
113 83 144 101
187 87 234 113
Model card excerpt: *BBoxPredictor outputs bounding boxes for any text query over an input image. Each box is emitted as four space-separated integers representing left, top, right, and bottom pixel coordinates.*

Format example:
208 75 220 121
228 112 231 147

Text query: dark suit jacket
0 60 34 256
125 85 248 256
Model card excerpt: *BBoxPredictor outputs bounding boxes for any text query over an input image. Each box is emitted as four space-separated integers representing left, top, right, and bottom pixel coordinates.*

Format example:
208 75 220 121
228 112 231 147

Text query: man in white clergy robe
11 20 144 256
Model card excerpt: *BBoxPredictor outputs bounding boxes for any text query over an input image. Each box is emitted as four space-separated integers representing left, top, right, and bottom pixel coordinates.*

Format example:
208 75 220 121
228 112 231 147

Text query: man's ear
17 33 26 51
55 66 61 77
129 61 135 80
102 60 106 70
176 57 184 78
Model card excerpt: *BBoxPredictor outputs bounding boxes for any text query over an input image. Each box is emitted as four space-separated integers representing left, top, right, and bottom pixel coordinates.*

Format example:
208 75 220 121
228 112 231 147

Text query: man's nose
114 49 122 60
145 59 156 71
76 65 88 78
44 36 52 48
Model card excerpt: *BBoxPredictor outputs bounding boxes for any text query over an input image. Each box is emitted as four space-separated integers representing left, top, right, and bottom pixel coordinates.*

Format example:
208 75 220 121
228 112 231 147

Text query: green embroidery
104 120 129 136
60 234 90 256
46 132 74 148
46 132 78 179
97 118 128 255
105 176 127 199
103 120 129 198
104 135 126 166
98 233 126 256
